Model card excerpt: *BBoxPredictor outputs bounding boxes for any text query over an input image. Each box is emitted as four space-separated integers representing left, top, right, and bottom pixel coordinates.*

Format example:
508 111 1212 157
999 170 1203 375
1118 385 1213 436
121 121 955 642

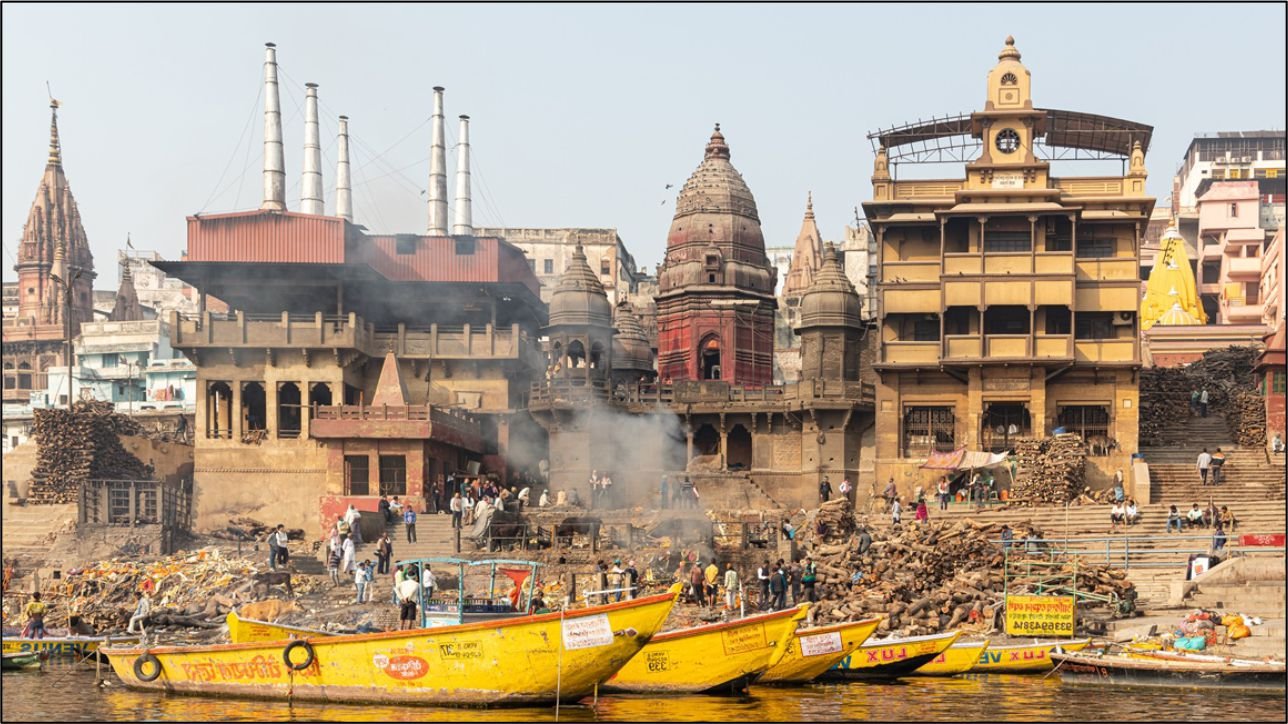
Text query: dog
251 570 294 598
1087 435 1118 456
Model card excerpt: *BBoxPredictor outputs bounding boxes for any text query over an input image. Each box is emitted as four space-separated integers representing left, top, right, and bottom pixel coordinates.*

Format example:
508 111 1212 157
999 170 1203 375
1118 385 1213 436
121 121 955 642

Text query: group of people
593 558 640 603
1195 448 1228 486
588 470 617 510
752 557 821 611
1109 498 1142 531
816 477 855 505
658 475 699 509
1189 387 1211 418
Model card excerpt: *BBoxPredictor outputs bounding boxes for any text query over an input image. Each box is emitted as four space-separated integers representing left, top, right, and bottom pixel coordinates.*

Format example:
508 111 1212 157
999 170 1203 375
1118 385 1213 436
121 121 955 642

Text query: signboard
1239 533 1286 547
562 614 613 650
991 171 1024 189
1005 594 1075 637
1189 556 1211 581
798 631 844 658
722 623 767 655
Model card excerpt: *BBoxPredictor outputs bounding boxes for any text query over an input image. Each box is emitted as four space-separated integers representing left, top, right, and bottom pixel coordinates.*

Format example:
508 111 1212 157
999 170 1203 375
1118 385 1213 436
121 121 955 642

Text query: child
915 498 929 525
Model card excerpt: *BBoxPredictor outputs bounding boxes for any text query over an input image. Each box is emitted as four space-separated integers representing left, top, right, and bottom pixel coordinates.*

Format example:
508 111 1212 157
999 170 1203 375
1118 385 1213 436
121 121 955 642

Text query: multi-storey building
475 227 644 307
118 248 229 317
1174 132 1286 214
864 37 1153 491
1195 181 1284 324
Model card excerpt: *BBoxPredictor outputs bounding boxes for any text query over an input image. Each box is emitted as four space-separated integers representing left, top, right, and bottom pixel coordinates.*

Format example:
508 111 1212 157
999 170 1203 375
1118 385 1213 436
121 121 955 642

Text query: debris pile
1228 390 1268 448
207 517 307 542
1140 346 1260 446
797 499 1134 635
29 400 155 504
1009 434 1086 506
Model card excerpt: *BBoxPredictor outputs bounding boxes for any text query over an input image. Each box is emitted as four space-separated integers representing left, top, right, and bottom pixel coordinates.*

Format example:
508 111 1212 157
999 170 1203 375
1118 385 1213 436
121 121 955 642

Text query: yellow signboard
1005 594 1075 637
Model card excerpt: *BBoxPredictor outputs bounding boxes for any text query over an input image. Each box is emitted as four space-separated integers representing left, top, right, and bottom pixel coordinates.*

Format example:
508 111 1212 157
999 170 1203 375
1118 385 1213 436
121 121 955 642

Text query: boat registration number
799 632 843 657
563 614 614 650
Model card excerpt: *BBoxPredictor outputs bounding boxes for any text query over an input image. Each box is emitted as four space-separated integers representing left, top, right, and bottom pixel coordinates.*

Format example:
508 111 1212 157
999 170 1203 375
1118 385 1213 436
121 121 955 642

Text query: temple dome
799 243 862 329
548 244 612 327
611 300 653 374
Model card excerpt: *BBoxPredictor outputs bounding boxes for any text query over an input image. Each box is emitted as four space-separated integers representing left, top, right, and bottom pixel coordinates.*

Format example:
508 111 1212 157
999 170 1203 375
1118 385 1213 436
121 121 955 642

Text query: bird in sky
665 184 673 189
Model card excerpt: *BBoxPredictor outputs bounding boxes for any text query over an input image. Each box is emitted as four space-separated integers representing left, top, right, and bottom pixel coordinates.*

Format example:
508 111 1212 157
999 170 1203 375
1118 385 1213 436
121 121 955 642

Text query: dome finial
804 192 815 220
998 35 1021 62
47 98 62 167
705 123 730 160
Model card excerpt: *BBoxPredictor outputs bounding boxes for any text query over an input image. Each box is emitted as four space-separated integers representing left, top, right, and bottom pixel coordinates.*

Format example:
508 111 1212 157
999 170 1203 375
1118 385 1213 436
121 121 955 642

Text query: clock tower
967 36 1048 184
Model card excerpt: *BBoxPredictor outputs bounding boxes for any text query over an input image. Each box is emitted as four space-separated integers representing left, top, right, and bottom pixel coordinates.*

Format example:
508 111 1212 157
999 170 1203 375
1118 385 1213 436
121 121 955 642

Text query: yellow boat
970 638 1091 673
757 617 881 685
101 586 681 706
3 634 138 658
225 612 333 644
604 603 810 694
822 630 961 679
913 638 990 676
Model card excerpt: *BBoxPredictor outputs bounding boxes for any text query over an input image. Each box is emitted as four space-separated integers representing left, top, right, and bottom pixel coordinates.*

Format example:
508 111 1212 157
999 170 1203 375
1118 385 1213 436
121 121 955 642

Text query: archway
727 424 752 471
589 341 606 371
700 336 722 380
694 423 720 456
242 382 266 433
566 340 586 370
308 382 332 421
207 381 232 438
277 382 302 438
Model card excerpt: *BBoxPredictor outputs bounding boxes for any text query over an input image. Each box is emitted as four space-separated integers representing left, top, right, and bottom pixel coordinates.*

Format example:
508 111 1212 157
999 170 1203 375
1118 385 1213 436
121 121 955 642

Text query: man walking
723 563 740 610
802 556 818 603
839 478 853 503
266 525 281 572
757 559 772 610
770 561 788 611
1199 387 1210 417
449 492 463 529
819 477 832 505
1197 448 1212 486
787 560 802 605
375 532 393 575
1190 388 1200 415
937 476 951 511
1210 448 1227 485
704 559 720 609
404 505 418 543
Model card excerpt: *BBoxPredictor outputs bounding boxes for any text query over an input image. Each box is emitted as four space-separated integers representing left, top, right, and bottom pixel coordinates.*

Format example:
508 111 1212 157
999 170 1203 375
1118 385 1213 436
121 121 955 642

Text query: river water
4 665 1285 722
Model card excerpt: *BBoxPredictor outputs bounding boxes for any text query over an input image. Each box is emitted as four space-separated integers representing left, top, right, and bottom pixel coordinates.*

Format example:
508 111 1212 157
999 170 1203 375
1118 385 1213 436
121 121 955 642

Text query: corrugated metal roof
187 211 346 263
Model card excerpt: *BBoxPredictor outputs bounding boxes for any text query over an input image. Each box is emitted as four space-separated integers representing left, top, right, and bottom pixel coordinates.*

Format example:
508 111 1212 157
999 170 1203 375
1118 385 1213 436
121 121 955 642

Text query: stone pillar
265 380 278 439
1030 368 1048 438
232 381 243 442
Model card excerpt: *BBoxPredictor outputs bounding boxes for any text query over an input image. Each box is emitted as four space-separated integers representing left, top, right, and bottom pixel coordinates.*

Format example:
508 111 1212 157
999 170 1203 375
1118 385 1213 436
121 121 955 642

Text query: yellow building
863 37 1154 492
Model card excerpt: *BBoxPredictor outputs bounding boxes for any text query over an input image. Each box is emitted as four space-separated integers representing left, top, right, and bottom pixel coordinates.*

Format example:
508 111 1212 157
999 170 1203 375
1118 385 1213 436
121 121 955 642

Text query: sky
3 3 1285 289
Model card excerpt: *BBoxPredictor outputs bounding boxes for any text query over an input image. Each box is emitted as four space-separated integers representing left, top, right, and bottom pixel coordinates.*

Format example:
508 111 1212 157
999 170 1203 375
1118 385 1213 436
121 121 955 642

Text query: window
981 402 1031 453
600 258 611 275
346 455 370 496
1273 370 1286 395
379 455 407 496
544 259 554 274
1057 405 1111 449
1077 236 1115 259
984 231 1031 253
395 235 417 255
454 237 475 255
102 353 119 368
902 406 955 457
528 259 536 270
984 306 1030 335
1044 218 1073 252
1230 203 1239 218
1000 72 1018 86
1075 312 1114 340
1043 306 1071 335
912 319 940 341
1210 169 1225 180
1228 169 1243 180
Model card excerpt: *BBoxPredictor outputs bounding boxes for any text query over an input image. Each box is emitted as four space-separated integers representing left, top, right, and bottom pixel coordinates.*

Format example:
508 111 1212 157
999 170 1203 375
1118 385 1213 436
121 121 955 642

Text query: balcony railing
1226 256 1261 279
528 378 875 408
1075 258 1138 281
943 335 982 360
881 260 939 283
882 340 941 364
1034 253 1075 275
1074 339 1136 363
1034 335 1073 359
985 334 1030 358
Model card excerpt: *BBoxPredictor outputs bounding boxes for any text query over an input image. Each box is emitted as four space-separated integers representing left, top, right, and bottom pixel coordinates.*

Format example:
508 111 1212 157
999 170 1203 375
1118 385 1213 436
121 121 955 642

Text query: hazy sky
3 3 1285 289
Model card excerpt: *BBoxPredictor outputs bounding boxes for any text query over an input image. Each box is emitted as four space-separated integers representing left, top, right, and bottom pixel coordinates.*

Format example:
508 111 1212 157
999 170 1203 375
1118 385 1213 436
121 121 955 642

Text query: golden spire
48 99 62 167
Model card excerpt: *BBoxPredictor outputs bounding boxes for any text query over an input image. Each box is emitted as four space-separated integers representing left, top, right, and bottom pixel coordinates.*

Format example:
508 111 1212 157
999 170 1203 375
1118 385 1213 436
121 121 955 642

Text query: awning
921 448 1011 470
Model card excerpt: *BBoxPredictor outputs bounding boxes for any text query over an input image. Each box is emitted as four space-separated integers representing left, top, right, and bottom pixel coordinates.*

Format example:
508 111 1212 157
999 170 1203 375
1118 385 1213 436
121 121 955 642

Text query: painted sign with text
1005 594 1074 637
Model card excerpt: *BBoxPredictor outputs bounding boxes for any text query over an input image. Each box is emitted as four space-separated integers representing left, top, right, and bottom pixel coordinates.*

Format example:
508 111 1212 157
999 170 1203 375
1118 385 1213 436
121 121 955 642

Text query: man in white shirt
344 505 363 545
517 486 531 508
838 478 853 502
539 489 551 507
398 573 421 630
473 495 491 523
1196 448 1212 486
340 535 356 574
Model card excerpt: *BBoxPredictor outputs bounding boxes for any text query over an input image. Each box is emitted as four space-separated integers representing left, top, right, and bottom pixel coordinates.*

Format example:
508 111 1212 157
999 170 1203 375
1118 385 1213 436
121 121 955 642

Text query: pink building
1262 226 1285 329
1196 181 1276 324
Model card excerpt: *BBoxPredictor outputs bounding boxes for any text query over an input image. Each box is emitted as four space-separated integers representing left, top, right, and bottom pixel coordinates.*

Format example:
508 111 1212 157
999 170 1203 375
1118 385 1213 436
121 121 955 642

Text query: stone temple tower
655 125 777 386
796 243 865 382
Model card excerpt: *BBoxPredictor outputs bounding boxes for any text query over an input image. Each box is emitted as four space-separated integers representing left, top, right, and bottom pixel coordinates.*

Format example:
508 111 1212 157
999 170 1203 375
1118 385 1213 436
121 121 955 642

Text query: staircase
1141 411 1285 504
373 512 460 562
1 503 77 568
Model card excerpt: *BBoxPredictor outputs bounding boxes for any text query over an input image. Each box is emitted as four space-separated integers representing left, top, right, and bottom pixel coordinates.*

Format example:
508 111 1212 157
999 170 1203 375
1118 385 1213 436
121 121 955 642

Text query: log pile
1008 434 1086 506
795 499 1134 635
1140 346 1261 446
1227 391 1267 448
29 401 155 504
207 517 306 542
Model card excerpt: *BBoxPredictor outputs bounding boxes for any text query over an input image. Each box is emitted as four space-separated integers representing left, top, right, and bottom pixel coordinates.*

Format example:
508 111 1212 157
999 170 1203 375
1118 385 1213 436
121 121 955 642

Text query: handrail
995 533 1285 571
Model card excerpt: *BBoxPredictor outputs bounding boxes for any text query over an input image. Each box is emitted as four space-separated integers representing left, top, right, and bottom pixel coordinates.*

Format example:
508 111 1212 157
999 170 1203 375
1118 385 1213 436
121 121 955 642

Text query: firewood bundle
28 401 154 504
797 517 1134 636
207 517 306 542
1140 346 1261 446
1008 433 1086 506
1228 390 1268 448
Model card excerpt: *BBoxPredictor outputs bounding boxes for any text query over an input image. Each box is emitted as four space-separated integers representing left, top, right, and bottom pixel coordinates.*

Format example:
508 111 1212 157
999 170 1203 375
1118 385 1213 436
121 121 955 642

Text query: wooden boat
1053 651 1287 691
969 637 1090 673
820 630 961 679
101 586 681 706
225 612 333 644
2 651 45 671
2 634 138 659
757 617 881 685
913 639 991 676
603 603 810 694
395 557 547 628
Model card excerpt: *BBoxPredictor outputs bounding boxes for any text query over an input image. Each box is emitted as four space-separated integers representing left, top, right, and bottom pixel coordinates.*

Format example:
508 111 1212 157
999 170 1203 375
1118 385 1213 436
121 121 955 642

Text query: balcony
1222 302 1263 323
943 335 982 361
2 372 47 403
944 255 982 275
882 288 939 314
985 335 1030 358
1034 335 1073 359
1075 258 1138 281
882 341 941 364
983 254 1032 275
882 260 939 283
1074 339 1136 363
893 181 963 200
310 404 483 451
1035 253 1075 275
983 281 1034 307
1226 256 1262 279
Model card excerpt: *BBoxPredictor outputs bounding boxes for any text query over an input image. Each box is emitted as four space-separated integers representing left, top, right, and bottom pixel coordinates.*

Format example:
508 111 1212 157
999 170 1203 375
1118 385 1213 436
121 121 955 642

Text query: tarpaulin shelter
920 448 1010 470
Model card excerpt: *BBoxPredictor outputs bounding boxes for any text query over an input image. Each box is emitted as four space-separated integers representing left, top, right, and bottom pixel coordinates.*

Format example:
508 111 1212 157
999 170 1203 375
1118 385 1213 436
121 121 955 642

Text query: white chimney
453 115 472 236
300 83 324 215
261 42 286 211
427 86 449 235
336 115 352 221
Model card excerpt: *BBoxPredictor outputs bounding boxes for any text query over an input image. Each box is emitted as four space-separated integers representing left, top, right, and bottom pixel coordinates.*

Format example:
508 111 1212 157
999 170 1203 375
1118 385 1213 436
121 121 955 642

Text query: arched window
242 382 267 435
700 336 722 380
727 424 752 471
589 341 606 370
277 382 302 439
566 340 586 370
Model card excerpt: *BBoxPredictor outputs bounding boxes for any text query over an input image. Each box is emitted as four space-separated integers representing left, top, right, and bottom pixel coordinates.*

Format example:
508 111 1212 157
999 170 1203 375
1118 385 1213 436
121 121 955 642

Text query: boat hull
970 638 1090 673
603 604 809 694
914 639 991 676
758 618 881 685
2 652 44 670
102 589 679 706
2 636 136 659
226 613 332 644
1054 652 1287 692
820 631 961 680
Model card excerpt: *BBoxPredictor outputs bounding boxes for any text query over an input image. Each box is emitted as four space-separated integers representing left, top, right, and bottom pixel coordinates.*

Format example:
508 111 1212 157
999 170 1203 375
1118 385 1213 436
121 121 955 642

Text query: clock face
995 128 1020 154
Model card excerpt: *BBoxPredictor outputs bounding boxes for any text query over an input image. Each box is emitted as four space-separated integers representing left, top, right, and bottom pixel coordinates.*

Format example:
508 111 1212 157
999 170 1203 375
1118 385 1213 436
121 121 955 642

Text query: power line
199 82 262 213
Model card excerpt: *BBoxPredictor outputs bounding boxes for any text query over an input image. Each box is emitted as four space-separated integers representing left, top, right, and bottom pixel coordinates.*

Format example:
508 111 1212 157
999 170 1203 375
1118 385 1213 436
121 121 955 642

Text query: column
232 380 243 442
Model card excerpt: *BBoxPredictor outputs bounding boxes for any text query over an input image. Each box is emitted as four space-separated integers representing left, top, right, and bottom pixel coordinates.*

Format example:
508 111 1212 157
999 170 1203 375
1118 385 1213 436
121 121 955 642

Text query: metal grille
903 406 956 457
1057 405 1111 448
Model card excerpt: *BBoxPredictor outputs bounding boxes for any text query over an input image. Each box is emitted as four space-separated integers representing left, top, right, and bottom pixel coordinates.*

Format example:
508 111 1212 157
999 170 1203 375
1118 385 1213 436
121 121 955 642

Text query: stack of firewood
207 517 306 542
795 502 1134 635
1140 346 1261 446
1008 433 1086 506
28 401 154 504
1228 390 1268 448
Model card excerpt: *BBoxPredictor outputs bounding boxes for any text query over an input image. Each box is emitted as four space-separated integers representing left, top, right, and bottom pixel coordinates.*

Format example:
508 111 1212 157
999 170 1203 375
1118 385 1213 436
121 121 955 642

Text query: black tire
133 653 162 682
282 640 315 671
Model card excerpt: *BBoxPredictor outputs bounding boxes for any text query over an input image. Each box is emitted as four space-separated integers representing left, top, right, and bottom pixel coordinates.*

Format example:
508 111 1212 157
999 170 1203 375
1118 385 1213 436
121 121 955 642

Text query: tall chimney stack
261 42 286 211
453 115 473 236
336 115 352 221
427 87 449 235
300 83 324 215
